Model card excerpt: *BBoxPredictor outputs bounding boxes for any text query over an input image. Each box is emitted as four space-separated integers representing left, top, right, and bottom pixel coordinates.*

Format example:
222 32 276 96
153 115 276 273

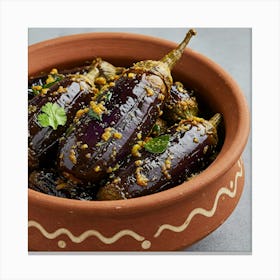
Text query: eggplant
28 59 124 100
163 81 198 123
28 69 65 100
29 169 96 200
28 77 93 170
28 59 121 170
28 74 49 101
58 29 197 183
28 64 92 98
96 114 221 200
28 147 39 171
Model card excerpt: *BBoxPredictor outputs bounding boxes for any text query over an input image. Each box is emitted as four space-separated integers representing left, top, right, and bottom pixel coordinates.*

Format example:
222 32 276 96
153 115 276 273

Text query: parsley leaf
37 102 67 130
144 134 170 154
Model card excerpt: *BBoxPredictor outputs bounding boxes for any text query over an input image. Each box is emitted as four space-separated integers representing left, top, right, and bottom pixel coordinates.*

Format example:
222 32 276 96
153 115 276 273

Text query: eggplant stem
209 113 222 128
161 29 196 70
84 59 101 83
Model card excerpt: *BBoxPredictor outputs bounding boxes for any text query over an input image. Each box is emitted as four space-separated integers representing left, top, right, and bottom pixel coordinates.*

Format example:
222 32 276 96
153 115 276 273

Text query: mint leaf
144 134 170 154
37 102 67 130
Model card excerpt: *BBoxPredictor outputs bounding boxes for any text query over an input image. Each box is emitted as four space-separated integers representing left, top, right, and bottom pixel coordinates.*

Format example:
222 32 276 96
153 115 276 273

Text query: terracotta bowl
28 32 250 251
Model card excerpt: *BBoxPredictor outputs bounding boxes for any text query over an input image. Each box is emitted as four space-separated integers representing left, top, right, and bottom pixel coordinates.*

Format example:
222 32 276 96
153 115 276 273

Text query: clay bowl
28 32 250 251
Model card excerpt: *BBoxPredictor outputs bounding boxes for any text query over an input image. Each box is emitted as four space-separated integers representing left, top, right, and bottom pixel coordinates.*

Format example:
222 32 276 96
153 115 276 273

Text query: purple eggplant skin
28 169 97 200
58 29 197 184
29 64 90 81
28 58 125 171
96 114 221 200
28 60 124 101
28 77 94 170
28 64 91 85
28 65 91 100
163 81 198 123
28 75 46 101
58 70 170 183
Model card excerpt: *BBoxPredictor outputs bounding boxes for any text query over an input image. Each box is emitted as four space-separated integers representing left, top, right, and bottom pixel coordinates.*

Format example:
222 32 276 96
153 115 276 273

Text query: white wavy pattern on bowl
28 159 243 250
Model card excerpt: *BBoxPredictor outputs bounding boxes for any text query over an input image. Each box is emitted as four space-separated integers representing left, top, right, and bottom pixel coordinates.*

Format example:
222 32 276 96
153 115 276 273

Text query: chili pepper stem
209 113 222 128
161 29 197 70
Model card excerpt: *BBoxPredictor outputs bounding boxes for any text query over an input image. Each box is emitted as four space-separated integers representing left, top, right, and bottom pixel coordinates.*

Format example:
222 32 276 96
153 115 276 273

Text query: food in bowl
28 29 223 201
28 29 249 251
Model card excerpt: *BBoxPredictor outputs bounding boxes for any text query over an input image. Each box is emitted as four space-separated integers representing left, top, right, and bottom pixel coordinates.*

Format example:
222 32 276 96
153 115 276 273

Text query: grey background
28 28 252 253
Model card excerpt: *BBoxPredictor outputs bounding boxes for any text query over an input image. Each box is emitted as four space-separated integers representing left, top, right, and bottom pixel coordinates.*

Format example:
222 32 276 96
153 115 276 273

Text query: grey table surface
28 28 252 253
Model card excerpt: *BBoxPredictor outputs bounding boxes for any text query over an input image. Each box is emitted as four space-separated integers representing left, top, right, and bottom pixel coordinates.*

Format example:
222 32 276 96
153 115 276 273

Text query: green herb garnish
88 108 102 121
37 102 67 130
42 75 63 89
65 124 75 137
105 91 112 102
152 124 161 134
144 134 170 154
31 88 40 95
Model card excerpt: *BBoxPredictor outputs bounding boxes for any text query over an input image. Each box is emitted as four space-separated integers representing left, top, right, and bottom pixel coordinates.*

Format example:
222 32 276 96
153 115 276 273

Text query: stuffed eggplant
164 81 199 123
29 169 96 200
97 114 221 200
28 29 225 201
28 58 122 170
58 29 197 183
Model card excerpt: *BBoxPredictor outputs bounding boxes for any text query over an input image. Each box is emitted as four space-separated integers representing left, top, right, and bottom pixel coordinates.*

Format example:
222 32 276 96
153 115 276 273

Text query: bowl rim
28 32 250 216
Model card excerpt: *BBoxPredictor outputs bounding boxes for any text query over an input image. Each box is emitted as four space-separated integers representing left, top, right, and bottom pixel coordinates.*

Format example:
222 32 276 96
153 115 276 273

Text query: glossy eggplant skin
96 116 219 200
29 169 96 200
28 75 47 100
58 29 197 184
28 61 124 100
28 64 90 85
28 147 39 171
58 69 170 183
28 59 125 171
28 66 89 101
28 77 94 170
164 81 198 123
